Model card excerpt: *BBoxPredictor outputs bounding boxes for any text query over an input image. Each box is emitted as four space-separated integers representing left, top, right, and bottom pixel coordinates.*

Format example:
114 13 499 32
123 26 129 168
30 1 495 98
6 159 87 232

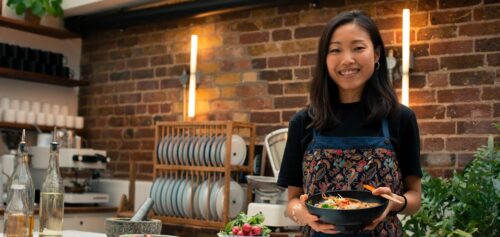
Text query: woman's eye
354 47 365 51
329 48 340 53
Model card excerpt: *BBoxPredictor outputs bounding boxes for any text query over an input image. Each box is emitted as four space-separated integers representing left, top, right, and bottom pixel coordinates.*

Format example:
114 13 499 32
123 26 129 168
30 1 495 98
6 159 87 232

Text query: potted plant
403 124 500 236
6 0 63 25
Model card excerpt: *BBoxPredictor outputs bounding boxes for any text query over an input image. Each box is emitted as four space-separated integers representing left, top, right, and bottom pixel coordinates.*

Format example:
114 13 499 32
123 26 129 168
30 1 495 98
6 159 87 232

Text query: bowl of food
305 191 388 231
105 218 162 237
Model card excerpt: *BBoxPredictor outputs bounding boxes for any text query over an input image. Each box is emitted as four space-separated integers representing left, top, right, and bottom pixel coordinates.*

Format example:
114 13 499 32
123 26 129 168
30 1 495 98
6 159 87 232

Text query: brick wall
79 0 500 179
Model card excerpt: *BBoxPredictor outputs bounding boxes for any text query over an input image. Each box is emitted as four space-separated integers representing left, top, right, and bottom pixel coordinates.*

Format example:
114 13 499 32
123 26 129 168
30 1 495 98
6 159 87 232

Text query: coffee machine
30 146 110 204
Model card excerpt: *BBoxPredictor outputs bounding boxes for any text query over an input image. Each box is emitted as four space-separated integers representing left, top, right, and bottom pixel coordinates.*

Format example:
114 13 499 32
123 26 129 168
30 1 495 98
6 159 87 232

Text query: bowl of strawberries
218 213 271 237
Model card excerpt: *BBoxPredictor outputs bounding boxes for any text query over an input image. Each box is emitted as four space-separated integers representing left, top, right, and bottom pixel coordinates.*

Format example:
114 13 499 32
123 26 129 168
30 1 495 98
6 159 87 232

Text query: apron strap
382 119 390 139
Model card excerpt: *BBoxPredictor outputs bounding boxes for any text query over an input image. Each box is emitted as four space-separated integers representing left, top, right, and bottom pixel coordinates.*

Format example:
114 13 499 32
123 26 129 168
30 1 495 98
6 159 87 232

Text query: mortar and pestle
106 198 163 237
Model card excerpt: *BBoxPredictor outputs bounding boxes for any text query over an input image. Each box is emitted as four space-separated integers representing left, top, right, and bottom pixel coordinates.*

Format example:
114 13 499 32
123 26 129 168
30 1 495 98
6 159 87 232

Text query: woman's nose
341 52 355 65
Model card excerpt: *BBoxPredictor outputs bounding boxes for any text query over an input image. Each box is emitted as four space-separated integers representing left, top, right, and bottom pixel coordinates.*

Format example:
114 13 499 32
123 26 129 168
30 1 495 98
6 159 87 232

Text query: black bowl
305 191 388 231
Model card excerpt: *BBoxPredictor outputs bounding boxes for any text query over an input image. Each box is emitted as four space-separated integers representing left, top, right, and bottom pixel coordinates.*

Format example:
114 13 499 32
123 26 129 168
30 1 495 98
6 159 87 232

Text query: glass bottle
39 131 64 237
7 130 34 237
3 184 30 237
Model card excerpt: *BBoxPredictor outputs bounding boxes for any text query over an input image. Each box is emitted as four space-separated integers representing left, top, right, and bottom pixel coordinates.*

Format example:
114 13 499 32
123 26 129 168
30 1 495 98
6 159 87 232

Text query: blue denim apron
302 120 404 237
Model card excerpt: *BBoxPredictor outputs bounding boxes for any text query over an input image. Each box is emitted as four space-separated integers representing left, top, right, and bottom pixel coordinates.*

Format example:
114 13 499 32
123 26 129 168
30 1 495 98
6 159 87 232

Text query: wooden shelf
0 67 88 87
0 16 79 39
0 121 82 133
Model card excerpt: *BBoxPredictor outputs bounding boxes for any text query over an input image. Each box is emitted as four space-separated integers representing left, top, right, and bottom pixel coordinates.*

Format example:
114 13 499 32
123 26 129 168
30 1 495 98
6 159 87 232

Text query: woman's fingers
372 186 392 196
299 194 308 203
310 222 339 234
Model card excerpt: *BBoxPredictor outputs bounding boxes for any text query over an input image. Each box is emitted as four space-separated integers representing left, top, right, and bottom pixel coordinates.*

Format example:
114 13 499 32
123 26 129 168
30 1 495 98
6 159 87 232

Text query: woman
277 10 422 237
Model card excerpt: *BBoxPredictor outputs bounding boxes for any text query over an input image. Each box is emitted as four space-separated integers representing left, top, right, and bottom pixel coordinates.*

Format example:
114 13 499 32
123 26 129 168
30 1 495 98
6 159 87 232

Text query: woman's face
326 23 380 102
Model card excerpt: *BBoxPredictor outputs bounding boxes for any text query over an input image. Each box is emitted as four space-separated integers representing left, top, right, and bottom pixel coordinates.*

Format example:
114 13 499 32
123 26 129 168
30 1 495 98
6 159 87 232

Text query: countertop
0 205 117 215
0 230 106 237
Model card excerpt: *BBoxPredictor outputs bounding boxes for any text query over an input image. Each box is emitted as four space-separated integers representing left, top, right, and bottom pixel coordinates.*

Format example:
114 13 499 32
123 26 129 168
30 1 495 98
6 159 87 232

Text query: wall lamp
180 34 199 121
386 9 413 107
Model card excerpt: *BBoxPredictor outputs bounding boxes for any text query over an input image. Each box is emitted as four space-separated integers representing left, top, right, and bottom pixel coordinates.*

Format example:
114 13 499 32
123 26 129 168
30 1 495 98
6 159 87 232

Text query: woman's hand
293 194 339 234
364 187 403 230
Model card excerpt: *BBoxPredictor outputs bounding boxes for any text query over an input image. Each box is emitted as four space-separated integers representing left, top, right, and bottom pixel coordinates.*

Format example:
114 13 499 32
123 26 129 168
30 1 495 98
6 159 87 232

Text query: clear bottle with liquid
3 184 30 237
39 132 64 237
6 130 34 237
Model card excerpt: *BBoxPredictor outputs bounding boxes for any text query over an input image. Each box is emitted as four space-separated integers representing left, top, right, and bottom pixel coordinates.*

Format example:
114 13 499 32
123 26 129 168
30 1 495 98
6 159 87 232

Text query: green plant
403 125 500 237
7 0 63 18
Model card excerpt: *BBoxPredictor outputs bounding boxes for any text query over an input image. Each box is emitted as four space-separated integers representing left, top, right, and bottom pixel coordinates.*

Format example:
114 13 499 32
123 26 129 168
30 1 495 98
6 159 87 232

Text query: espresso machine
30 130 111 204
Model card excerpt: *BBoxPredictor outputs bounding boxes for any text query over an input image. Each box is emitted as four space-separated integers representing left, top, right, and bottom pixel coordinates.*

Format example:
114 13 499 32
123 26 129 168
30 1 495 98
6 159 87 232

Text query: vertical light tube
188 35 198 118
402 9 410 106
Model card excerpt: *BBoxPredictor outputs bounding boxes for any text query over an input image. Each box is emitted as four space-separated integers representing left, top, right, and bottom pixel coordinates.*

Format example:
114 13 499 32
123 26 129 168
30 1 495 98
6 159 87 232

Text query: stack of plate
156 134 247 167
149 176 244 220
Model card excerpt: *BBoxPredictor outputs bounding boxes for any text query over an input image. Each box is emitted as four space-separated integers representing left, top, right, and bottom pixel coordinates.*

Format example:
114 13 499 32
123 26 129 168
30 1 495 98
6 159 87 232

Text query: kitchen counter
0 230 106 237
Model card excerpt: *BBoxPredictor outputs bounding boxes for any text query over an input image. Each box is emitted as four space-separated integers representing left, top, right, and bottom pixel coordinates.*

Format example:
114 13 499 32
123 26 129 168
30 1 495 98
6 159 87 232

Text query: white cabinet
64 212 114 233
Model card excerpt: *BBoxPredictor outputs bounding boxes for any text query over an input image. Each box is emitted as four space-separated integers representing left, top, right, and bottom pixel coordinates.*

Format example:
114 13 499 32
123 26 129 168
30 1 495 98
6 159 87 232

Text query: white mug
32 102 41 113
4 109 15 122
26 112 36 124
55 114 65 127
46 114 55 126
21 100 30 111
10 99 20 110
52 104 60 115
61 105 69 116
65 115 75 128
75 116 84 129
36 113 46 125
37 133 52 147
0 98 10 110
42 103 51 114
16 110 27 124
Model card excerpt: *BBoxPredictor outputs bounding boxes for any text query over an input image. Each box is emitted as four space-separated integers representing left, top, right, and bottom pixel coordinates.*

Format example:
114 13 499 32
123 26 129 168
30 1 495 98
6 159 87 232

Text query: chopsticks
363 184 403 204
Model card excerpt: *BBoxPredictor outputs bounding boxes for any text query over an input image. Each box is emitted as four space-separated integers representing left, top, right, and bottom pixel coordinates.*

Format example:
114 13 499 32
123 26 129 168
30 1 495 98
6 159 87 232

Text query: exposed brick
259 70 293 81
437 88 480 103
275 96 307 109
129 116 153 126
151 55 173 66
474 5 500 20
241 97 273 109
256 125 287 138
495 103 500 117
449 71 495 86
300 53 317 66
262 17 283 29
457 121 498 134
108 117 126 127
487 53 500 66
268 55 300 68
476 37 500 52
421 153 455 167
160 78 181 89
483 87 500 100
412 105 446 119
117 37 139 48
294 68 310 80
131 69 154 79
417 26 457 41
413 58 439 72
446 137 487 152
268 83 283 95
250 111 281 123
282 110 298 122
284 82 309 94
236 83 268 97
147 104 159 114
294 25 325 39
441 55 483 70
380 31 395 45
422 138 445 152
110 71 130 81
439 0 480 9
457 153 475 167
98 95 118 105
119 93 141 104
419 121 456 135
447 104 491 118
284 14 299 26
374 17 402 30
155 67 167 77
429 40 472 55
410 90 435 104
427 73 448 87
459 22 500 37
234 21 259 32
430 9 471 25
143 92 166 103
252 58 267 69
240 32 269 44
248 44 280 56
272 29 292 41
215 73 241 85
136 80 159 91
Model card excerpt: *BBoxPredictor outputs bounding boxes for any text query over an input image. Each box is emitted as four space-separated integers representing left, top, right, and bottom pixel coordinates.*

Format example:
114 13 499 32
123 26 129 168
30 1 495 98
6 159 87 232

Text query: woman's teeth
339 69 359 76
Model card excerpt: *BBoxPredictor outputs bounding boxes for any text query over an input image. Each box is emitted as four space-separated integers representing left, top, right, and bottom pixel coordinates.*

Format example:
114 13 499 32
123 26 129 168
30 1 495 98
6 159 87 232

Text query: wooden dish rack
152 121 256 228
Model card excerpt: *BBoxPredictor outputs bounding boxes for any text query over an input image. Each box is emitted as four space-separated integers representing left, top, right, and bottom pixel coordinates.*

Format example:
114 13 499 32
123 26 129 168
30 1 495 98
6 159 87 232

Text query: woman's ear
374 46 381 62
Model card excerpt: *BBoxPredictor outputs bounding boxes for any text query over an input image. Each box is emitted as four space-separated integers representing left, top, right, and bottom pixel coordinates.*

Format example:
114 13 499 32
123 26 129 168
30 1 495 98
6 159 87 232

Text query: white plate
210 136 223 166
157 137 164 164
182 136 192 165
155 178 167 215
192 180 202 218
176 179 187 217
204 136 214 166
209 179 222 220
150 178 161 214
165 177 176 216
188 137 197 165
193 136 203 166
159 178 171 215
221 134 247 166
167 136 177 165
198 180 210 219
182 179 194 218
172 179 183 217
215 136 225 166
161 136 169 164
215 180 244 219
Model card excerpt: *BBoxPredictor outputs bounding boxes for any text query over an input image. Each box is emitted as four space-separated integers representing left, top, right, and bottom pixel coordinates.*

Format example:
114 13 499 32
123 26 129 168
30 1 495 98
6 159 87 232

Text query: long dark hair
308 10 398 131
